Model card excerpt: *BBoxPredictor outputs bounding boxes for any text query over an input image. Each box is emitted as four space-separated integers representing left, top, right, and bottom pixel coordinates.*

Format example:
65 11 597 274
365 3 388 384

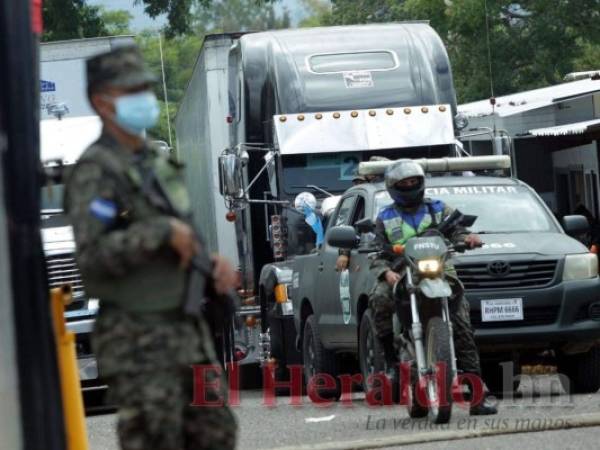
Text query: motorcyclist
369 159 498 415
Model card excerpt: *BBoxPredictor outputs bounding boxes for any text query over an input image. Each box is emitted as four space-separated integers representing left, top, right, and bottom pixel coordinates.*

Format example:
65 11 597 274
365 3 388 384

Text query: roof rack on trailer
357 155 511 176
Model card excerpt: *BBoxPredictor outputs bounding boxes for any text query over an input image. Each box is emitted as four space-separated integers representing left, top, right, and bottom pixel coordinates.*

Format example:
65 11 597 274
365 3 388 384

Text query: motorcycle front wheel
424 315 453 424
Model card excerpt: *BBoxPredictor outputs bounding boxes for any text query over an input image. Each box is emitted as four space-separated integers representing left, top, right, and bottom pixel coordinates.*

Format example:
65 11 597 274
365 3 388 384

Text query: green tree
298 0 332 27
42 0 107 41
136 0 279 36
138 32 204 144
99 8 134 35
192 0 290 33
322 0 600 102
139 0 291 143
42 1 278 40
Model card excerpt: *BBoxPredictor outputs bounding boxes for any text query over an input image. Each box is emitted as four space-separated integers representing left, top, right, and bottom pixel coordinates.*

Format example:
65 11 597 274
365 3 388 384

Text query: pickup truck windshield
374 185 558 234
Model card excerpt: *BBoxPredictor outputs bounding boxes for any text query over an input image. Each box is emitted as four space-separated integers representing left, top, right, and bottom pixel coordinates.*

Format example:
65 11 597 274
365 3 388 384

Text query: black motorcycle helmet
385 160 426 208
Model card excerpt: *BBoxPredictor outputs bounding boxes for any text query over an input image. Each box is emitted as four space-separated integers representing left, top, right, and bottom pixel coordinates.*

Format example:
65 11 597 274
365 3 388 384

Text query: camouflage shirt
64 130 212 375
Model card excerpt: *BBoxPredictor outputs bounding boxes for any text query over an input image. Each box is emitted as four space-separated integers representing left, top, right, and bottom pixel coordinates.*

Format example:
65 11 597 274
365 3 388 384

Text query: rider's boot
464 373 498 415
470 393 498 415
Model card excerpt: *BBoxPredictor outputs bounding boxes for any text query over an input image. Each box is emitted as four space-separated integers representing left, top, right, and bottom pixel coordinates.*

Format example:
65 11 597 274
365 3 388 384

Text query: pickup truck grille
46 253 85 299
471 305 559 329
456 260 558 290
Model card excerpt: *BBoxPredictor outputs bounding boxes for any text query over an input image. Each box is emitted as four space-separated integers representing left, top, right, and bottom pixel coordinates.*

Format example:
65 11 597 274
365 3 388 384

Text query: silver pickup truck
41 183 100 387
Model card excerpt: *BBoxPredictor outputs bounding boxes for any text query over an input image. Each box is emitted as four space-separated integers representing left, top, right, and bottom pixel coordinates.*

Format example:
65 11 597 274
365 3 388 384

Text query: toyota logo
488 260 511 277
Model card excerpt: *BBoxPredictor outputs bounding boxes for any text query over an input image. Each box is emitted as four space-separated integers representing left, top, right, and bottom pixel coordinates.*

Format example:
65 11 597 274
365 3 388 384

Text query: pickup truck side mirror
562 215 589 236
326 226 358 249
355 217 375 234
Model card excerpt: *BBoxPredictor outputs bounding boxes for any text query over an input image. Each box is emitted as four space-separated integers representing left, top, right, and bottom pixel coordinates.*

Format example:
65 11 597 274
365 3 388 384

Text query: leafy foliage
99 8 134 35
138 0 291 143
138 32 203 144
42 0 107 41
323 0 600 102
136 0 278 36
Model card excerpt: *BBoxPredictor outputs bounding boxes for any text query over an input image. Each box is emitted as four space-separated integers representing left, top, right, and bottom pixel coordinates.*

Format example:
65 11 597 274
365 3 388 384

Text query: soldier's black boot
469 394 498 415
462 372 498 415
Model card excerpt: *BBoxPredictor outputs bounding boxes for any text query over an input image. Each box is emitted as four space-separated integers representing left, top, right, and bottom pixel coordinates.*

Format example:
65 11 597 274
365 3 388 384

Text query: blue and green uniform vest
377 200 446 245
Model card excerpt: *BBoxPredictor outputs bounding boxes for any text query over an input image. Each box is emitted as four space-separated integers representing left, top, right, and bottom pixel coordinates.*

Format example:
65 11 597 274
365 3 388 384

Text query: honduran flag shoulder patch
89 198 118 225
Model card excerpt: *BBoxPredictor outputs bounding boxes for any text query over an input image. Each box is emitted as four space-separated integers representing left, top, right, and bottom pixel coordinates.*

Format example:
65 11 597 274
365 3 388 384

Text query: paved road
87 375 600 450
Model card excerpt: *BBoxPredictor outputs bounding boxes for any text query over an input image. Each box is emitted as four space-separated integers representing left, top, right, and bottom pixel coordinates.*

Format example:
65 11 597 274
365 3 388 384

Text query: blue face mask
113 91 160 135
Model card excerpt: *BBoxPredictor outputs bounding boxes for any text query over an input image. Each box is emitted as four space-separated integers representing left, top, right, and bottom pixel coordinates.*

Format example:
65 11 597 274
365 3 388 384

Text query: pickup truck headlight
563 254 598 281
88 298 100 312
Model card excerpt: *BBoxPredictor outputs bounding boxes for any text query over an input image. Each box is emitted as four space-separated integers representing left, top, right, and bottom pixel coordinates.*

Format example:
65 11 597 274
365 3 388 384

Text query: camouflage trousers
94 308 237 450
107 365 237 450
369 280 481 375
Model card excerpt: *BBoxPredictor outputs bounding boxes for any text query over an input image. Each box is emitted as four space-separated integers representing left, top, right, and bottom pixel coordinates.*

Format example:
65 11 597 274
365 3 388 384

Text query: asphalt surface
86 375 600 450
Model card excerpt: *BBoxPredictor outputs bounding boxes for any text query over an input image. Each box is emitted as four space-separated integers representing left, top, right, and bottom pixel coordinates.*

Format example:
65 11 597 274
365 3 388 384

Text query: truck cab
41 115 103 386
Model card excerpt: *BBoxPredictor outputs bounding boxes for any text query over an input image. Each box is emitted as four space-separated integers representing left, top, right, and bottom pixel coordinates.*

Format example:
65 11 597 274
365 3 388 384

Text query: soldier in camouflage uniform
64 46 238 449
369 159 497 415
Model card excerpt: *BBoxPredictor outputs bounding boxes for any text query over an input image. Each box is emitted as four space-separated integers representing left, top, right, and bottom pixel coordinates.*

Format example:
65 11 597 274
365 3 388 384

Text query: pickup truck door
316 194 357 344
341 194 369 344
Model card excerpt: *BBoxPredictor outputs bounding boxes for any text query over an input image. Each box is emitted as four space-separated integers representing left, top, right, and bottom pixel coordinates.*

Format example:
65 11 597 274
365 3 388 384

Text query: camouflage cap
86 45 157 92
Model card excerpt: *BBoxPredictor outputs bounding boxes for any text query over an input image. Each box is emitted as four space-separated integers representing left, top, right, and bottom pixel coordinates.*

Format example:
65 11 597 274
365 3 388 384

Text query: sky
88 0 320 31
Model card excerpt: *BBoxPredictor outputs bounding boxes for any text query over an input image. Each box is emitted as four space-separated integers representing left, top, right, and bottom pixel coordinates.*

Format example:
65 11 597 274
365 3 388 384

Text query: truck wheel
481 359 521 398
557 347 600 394
359 310 385 392
303 315 341 401
424 316 453 424
359 309 404 405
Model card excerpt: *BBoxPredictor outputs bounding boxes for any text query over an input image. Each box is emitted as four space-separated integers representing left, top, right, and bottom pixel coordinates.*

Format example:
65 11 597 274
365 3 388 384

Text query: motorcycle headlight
563 254 598 281
417 259 442 275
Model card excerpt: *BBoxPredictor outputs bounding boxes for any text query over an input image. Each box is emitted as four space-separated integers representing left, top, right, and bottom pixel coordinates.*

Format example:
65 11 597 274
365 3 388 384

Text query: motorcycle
328 211 478 424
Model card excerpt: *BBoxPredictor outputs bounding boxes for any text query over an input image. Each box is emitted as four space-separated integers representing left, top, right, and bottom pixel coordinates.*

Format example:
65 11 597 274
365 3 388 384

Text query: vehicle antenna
484 0 497 133
157 30 173 148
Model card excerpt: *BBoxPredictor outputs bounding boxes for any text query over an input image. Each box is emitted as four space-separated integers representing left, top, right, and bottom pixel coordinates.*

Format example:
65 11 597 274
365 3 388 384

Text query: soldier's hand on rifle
384 270 402 287
169 218 199 269
211 255 237 295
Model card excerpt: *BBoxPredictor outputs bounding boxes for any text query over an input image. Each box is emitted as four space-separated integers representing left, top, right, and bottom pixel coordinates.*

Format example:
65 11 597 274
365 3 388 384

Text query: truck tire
557 347 600 394
424 316 453 424
481 359 521 398
303 315 341 401
359 310 385 392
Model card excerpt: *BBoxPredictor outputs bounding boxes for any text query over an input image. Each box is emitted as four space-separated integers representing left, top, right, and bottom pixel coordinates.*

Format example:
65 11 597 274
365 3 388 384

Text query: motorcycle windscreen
404 236 447 260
